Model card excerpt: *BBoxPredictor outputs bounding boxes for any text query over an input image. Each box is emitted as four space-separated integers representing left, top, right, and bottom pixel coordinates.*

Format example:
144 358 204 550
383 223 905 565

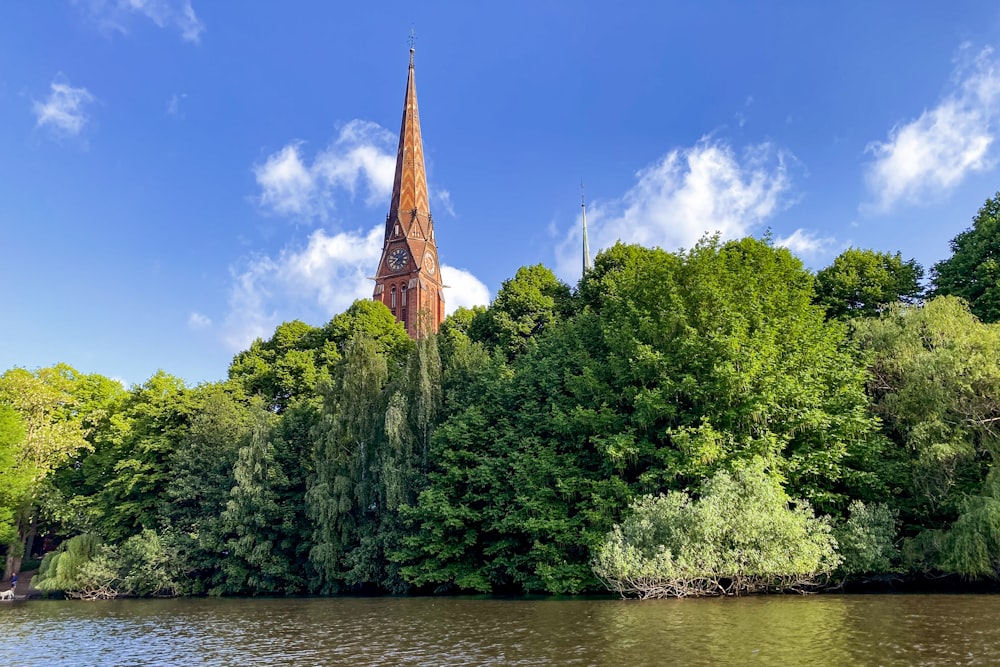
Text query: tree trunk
3 506 31 580
23 513 38 561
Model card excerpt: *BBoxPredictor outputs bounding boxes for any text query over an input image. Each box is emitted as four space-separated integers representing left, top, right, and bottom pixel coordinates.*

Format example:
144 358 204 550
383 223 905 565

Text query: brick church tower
372 46 445 338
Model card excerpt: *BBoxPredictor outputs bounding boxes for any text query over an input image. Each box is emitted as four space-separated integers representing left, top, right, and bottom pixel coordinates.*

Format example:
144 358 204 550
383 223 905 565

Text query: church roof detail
387 47 430 229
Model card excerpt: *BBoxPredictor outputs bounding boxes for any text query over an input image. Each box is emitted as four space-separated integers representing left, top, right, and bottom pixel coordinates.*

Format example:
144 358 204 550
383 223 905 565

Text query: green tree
834 500 899 576
228 320 324 413
0 405 29 548
163 384 253 591
853 297 1000 566
307 334 389 592
814 248 923 320
400 238 878 595
592 461 840 598
932 193 1000 323
584 238 877 509
219 407 304 594
469 264 573 359
93 372 196 541
0 365 95 578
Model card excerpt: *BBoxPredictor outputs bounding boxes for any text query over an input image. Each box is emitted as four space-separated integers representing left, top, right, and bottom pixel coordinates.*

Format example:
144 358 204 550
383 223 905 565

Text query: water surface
6 594 998 665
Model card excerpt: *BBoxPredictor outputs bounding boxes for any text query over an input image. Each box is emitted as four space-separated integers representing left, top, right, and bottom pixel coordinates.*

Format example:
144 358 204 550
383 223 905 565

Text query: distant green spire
581 182 592 275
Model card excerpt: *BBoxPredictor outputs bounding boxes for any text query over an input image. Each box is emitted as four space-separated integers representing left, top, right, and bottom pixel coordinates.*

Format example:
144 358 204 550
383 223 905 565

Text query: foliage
34 530 194 599
582 238 877 510
853 297 1000 530
0 365 106 578
307 334 390 592
592 461 840 598
0 405 29 544
834 500 899 576
32 533 103 592
399 238 876 595
814 248 923 320
219 407 304 595
932 193 1000 323
23 201 1000 595
468 264 573 359
91 372 201 541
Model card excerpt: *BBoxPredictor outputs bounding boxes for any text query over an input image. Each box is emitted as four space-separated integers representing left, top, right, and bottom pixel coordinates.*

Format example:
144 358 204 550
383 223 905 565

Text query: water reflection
5 594 1000 665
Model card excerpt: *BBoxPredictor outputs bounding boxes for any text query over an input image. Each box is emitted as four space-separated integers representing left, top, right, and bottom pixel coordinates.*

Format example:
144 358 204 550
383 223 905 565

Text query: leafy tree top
815 248 923 320
932 193 1000 323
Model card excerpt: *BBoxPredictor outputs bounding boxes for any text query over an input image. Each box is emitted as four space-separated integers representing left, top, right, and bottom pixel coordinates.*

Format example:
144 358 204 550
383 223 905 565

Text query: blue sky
4 2 1000 386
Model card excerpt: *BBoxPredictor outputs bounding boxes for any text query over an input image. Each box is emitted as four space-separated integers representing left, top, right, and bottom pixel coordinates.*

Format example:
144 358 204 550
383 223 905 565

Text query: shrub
834 501 899 576
32 533 103 593
32 530 192 599
592 460 840 598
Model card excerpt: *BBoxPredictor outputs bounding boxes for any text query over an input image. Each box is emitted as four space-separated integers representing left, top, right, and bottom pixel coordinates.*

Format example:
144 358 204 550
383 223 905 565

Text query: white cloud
222 227 491 351
440 265 490 313
166 93 187 116
188 311 211 330
433 188 457 217
222 226 383 350
775 228 835 256
865 45 1000 212
81 0 205 42
254 120 397 222
32 78 95 137
556 138 792 281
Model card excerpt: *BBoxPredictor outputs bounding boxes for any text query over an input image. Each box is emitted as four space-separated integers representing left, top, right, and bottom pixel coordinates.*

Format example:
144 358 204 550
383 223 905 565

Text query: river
5 594 999 665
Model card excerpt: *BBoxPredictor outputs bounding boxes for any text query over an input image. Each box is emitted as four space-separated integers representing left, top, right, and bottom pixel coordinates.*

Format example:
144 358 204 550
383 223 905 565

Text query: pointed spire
581 182 592 275
387 39 430 233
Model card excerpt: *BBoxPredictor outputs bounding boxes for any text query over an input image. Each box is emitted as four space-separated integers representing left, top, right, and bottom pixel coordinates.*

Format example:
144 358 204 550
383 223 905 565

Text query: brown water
5 594 1000 665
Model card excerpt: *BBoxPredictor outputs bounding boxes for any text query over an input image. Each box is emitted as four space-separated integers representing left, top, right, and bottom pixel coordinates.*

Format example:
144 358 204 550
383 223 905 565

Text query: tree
853 296 1000 569
583 238 877 509
469 264 573 359
814 248 923 320
0 365 95 578
400 238 879 595
92 372 195 541
0 405 29 546
592 461 840 598
932 193 1000 323
163 384 253 591
307 334 389 592
219 407 304 594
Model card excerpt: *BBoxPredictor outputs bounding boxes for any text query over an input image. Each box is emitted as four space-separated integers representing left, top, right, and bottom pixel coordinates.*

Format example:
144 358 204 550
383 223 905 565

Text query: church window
390 286 396 308
401 285 407 306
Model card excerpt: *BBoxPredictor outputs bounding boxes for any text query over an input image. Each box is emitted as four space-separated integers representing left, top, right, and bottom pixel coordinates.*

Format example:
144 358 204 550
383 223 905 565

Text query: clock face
424 253 435 275
387 248 409 271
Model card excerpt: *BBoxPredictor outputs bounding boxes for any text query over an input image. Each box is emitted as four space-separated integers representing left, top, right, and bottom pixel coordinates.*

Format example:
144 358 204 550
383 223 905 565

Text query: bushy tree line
8 193 1000 598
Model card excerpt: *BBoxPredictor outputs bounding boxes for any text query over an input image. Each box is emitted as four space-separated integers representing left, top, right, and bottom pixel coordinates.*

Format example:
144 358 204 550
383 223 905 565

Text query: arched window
390 286 396 308
401 285 407 306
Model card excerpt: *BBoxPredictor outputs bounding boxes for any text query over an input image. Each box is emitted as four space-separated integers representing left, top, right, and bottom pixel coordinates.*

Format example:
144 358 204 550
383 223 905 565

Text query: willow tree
853 296 1000 573
307 334 389 592
593 461 840 598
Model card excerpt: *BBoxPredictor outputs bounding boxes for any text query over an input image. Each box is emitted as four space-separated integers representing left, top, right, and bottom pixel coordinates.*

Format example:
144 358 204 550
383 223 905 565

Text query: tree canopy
814 248 923 319
932 193 1000 323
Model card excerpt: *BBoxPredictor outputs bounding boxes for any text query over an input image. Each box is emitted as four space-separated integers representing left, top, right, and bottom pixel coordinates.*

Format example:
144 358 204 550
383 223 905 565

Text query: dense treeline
6 194 1000 598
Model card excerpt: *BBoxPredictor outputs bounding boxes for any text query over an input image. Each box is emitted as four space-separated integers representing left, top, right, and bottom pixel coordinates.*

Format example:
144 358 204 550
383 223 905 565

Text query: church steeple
386 45 430 237
373 45 445 338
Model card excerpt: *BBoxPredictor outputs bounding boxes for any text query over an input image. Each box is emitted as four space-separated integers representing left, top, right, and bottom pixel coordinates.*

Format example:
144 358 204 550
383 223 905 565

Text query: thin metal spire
581 181 592 275
409 28 416 67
